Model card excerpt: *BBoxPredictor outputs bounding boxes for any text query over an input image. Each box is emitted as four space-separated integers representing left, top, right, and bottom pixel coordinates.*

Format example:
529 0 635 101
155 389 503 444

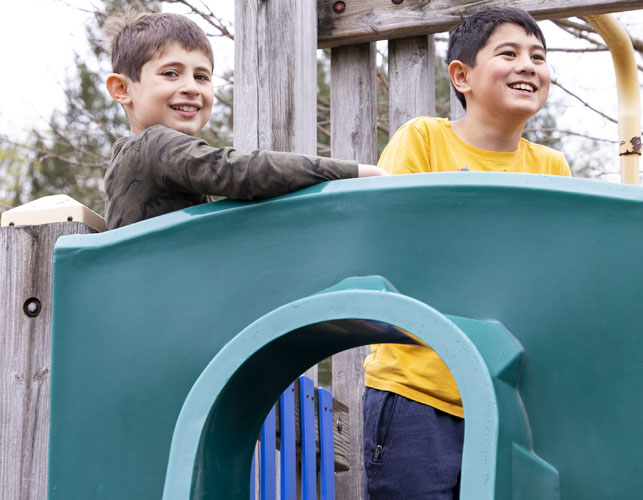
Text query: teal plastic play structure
49 173 643 499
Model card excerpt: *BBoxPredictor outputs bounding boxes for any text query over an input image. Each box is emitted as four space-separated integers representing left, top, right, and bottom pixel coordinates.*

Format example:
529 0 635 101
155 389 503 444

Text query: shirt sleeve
138 125 359 199
378 122 432 175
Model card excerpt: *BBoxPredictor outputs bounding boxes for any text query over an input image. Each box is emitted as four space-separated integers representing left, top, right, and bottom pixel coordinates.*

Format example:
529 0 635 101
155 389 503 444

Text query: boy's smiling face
124 43 214 136
462 23 550 120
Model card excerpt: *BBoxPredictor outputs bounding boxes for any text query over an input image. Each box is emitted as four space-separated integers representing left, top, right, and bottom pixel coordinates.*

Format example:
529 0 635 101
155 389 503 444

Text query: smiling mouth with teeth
171 105 199 112
509 83 535 92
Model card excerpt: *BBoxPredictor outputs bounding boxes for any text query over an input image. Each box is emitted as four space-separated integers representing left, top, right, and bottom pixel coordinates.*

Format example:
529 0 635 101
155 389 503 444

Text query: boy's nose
180 79 200 95
516 56 536 75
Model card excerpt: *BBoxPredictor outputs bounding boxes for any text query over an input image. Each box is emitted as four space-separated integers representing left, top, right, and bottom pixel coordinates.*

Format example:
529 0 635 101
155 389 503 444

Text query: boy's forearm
141 126 360 200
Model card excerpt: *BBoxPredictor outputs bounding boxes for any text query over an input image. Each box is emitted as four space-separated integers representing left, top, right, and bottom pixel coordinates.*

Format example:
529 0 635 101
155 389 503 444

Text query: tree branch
524 127 618 143
551 79 617 124
2 135 108 170
164 0 233 40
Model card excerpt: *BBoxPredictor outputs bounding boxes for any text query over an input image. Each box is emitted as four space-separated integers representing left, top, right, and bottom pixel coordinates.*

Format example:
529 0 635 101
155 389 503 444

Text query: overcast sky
0 0 92 136
1 2 641 180
0 0 234 138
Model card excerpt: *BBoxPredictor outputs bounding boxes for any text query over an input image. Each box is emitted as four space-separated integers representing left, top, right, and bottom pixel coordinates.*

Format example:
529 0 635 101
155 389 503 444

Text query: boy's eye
501 50 516 57
162 70 178 78
195 73 211 82
532 53 546 62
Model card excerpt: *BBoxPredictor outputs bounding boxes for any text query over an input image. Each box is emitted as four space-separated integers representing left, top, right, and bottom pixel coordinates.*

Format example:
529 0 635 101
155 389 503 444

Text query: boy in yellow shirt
363 7 570 499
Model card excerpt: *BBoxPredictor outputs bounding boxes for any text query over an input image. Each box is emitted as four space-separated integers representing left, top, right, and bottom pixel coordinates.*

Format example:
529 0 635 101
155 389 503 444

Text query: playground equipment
48 173 643 500
1 1 641 499
586 14 642 183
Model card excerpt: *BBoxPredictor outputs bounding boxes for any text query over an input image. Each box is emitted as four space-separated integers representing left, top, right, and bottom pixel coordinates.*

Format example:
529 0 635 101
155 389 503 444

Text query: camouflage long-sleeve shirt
104 125 359 230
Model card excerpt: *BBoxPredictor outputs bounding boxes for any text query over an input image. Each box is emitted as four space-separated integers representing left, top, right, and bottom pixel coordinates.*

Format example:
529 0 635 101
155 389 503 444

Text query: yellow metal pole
587 14 641 185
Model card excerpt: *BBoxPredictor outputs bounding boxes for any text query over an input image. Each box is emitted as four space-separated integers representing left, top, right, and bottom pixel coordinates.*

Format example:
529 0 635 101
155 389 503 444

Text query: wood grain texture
318 0 643 48
0 222 93 500
388 35 436 137
332 346 370 500
234 0 317 154
329 42 377 499
330 43 378 164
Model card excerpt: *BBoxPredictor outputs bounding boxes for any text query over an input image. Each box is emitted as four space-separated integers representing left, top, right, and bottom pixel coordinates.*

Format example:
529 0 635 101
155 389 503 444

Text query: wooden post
330 42 378 500
234 0 317 155
0 222 93 500
235 0 319 385
388 35 436 136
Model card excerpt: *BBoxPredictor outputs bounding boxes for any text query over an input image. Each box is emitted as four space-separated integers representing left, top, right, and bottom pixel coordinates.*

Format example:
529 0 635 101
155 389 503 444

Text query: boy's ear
448 60 471 95
106 73 132 105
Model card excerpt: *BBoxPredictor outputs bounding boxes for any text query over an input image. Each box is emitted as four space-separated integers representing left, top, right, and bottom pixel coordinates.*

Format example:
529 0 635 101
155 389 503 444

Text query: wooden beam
318 0 643 48
330 43 378 164
235 0 317 154
329 43 377 496
0 222 94 500
388 35 436 137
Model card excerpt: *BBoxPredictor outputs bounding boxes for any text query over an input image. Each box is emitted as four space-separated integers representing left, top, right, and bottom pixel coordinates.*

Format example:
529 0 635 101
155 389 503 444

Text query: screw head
336 418 343 433
23 297 42 318
392 0 404 4
333 1 346 14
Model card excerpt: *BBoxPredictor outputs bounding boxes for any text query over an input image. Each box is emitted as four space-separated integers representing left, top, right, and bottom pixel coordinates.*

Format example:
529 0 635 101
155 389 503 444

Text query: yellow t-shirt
364 116 571 418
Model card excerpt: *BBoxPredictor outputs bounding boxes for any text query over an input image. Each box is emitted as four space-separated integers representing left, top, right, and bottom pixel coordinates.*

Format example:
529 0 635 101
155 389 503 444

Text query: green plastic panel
49 173 643 499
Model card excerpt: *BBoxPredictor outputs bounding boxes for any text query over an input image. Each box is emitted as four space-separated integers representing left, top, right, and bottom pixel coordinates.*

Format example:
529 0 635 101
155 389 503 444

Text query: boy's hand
358 164 389 177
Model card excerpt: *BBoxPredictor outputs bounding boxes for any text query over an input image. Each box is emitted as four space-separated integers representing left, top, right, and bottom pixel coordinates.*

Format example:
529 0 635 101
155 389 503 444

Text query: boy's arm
378 122 432 175
139 126 379 199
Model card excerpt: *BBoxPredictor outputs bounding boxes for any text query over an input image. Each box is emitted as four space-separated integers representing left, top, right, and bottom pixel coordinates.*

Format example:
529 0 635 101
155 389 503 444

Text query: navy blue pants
362 387 465 500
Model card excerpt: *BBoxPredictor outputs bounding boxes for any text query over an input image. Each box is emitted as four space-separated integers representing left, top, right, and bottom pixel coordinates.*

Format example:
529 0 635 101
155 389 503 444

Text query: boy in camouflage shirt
103 11 384 229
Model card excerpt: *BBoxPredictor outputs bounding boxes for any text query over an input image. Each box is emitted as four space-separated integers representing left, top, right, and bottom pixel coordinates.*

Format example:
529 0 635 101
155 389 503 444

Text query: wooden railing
251 376 348 499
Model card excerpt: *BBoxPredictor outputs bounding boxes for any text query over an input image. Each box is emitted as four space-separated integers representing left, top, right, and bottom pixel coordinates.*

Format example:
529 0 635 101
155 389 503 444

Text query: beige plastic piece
1 195 106 232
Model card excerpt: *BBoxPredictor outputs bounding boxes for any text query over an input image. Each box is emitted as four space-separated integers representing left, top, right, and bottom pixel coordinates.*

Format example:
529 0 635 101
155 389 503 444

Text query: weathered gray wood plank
331 346 370 499
388 35 436 137
235 0 317 154
330 41 378 500
0 222 93 500
318 0 643 48
331 43 378 165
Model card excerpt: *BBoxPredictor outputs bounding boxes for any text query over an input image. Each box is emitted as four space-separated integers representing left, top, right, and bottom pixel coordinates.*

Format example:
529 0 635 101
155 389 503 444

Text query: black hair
446 7 546 109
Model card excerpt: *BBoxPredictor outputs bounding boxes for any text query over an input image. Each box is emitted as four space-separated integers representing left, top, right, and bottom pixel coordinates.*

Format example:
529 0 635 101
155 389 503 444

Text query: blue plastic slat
251 450 257 500
280 383 296 500
317 388 335 500
299 376 316 500
260 406 277 500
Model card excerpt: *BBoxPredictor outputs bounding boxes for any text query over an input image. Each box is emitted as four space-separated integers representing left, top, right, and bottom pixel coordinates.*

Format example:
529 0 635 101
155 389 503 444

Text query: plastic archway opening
162 277 547 500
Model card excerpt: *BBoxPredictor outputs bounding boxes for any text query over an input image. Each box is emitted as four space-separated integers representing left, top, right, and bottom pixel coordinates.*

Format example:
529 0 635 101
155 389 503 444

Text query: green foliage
24 52 129 213
0 146 29 211
1 0 234 216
